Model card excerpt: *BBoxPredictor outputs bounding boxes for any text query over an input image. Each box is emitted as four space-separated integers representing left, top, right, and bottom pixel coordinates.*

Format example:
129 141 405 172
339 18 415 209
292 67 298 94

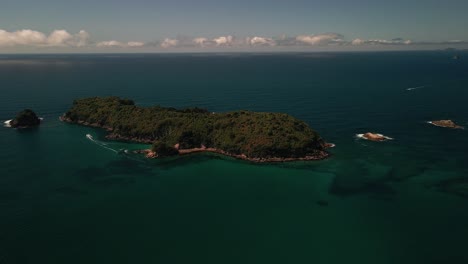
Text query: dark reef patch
75 166 112 182
434 177 468 198
106 158 152 175
54 186 88 196
316 200 329 206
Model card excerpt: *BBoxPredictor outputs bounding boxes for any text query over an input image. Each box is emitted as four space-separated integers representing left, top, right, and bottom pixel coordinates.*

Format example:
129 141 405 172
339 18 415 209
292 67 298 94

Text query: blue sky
1 0 468 52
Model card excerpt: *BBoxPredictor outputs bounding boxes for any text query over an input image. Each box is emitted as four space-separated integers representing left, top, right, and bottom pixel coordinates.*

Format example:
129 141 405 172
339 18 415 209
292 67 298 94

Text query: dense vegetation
64 97 326 158
10 109 41 128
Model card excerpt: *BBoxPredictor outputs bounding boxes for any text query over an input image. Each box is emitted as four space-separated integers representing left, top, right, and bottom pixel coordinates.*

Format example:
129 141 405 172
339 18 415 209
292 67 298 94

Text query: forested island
61 97 330 162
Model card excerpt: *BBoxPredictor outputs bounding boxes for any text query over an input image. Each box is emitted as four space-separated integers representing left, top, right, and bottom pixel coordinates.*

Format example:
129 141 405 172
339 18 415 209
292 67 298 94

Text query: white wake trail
86 134 118 153
406 86 425 91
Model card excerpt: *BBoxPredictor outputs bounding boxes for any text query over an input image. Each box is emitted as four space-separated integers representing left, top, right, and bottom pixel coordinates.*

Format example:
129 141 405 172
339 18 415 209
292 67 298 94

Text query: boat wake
85 134 146 163
86 134 119 153
406 86 425 91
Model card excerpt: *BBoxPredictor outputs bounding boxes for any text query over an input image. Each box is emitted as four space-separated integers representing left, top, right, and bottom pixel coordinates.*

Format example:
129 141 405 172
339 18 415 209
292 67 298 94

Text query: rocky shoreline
135 147 330 163
183 148 330 163
61 115 331 163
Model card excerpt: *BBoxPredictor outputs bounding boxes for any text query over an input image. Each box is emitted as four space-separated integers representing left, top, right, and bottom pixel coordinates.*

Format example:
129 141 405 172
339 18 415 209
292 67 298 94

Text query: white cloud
0 29 90 47
351 38 365 45
213 35 233 46
192 36 238 47
96 40 145 48
193 37 210 47
296 33 343 45
248 36 276 46
2 29 466 50
161 38 178 48
76 30 90 47
127 41 145 47
96 40 124 47
368 39 412 45
352 38 412 45
47 30 73 46
0 29 46 47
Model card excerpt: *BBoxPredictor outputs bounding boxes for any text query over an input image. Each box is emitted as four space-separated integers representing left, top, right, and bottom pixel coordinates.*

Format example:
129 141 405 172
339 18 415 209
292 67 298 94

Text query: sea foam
3 119 12 127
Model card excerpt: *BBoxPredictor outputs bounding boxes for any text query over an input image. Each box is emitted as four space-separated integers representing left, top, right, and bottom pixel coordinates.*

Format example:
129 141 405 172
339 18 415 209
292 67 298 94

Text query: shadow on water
150 151 331 172
150 153 234 170
73 154 157 188
75 165 135 187
328 159 397 199
0 190 22 202
90 176 135 187
14 127 41 133
146 148 430 201
386 164 429 182
431 177 468 198
54 186 88 196
106 157 153 175
75 166 111 182
82 137 468 200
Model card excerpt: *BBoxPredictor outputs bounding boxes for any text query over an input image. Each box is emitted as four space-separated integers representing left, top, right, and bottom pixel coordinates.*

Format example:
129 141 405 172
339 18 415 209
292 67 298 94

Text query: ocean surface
0 52 467 264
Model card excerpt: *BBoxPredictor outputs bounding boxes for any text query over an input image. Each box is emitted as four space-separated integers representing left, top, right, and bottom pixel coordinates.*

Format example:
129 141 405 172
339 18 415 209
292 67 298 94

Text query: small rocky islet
357 132 393 142
5 109 41 128
357 119 464 143
428 120 464 129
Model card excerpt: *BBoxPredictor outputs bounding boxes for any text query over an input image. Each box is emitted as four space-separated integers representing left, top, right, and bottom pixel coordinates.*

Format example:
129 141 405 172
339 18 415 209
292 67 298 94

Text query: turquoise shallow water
0 52 468 263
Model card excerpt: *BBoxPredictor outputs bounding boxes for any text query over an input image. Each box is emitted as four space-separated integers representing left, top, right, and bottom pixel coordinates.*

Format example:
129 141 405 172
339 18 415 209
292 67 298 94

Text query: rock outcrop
429 120 464 129
9 109 41 128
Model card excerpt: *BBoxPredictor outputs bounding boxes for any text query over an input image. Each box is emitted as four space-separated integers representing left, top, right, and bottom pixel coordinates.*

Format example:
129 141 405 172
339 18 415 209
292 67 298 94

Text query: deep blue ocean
0 52 467 263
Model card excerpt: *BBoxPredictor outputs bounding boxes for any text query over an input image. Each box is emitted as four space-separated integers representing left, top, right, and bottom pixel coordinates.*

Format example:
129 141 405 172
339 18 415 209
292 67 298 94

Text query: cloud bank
296 33 344 45
0 29 466 50
96 40 145 48
0 29 91 47
247 36 276 46
352 38 412 45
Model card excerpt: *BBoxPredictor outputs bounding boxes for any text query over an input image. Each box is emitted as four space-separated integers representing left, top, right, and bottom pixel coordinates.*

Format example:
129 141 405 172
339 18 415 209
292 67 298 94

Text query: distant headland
61 97 331 162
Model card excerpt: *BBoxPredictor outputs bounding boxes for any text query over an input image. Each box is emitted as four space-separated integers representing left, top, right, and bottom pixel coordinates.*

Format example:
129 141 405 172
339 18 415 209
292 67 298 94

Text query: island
8 109 41 128
61 96 331 162
357 132 393 142
428 120 464 129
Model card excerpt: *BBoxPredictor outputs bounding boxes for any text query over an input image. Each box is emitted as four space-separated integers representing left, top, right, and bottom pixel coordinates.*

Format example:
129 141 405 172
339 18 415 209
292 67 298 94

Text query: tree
152 142 179 157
